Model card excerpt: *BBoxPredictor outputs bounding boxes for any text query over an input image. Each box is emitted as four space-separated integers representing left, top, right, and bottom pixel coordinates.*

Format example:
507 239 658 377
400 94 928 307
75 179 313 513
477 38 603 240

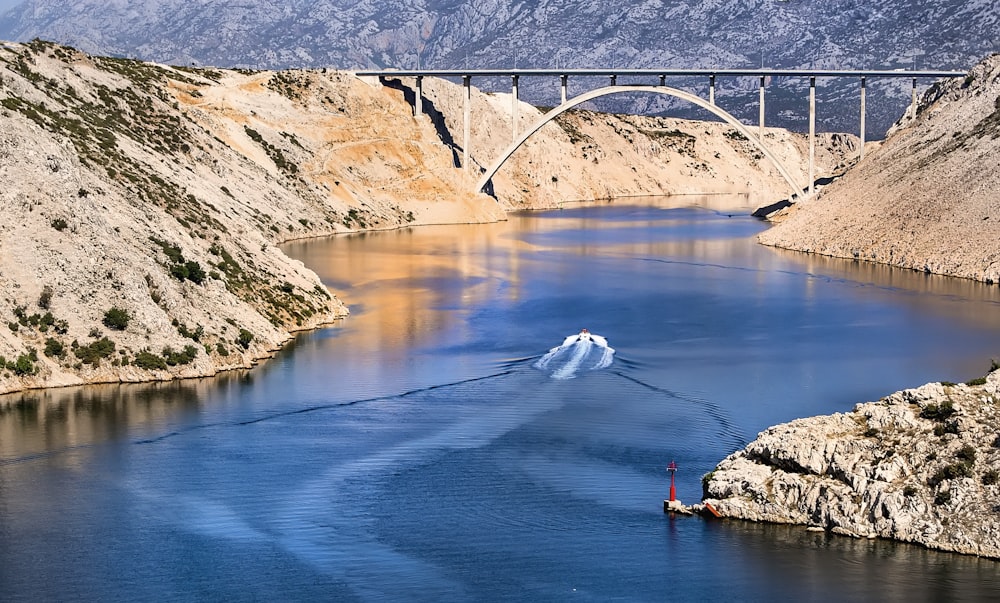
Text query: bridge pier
759 75 766 139
512 74 519 142
414 76 423 116
809 76 816 196
356 67 964 193
463 74 471 171
860 77 866 159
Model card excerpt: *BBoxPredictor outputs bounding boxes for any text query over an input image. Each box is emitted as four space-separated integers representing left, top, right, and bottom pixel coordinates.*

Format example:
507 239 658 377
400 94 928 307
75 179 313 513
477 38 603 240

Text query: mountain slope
1 0 995 135
758 54 1000 283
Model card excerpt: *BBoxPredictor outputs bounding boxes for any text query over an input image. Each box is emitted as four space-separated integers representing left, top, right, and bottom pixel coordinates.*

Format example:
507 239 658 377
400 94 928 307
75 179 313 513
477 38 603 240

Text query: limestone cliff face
758 54 1000 284
703 370 1000 559
0 40 853 396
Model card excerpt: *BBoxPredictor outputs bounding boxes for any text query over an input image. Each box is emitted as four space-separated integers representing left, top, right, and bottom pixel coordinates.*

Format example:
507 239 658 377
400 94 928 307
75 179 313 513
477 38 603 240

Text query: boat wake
534 330 615 380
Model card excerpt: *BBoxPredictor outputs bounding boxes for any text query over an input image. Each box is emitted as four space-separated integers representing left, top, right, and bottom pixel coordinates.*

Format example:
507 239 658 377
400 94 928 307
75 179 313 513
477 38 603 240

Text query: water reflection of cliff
709 521 1000 599
0 372 251 463
770 247 1000 331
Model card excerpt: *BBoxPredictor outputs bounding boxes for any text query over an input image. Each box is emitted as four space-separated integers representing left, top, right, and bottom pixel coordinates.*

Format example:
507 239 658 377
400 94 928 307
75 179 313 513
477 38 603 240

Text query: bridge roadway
356 68 967 197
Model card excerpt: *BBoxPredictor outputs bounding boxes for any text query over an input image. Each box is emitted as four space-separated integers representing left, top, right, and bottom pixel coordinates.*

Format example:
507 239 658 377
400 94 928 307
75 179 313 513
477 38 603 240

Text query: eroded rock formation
704 370 1000 559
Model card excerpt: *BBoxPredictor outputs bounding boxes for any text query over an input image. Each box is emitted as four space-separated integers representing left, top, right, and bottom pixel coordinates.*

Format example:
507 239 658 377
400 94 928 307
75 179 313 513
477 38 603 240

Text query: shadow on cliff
381 77 463 169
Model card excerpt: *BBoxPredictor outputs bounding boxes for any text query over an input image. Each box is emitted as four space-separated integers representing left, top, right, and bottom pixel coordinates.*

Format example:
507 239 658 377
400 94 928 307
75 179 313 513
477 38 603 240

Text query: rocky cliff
0 40 854 397
759 54 1000 283
703 368 1000 559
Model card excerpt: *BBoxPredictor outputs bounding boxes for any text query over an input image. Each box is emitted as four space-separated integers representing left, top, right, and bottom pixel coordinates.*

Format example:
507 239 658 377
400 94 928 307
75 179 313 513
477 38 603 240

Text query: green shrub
38 285 53 309
967 377 988 386
177 323 204 341
956 445 977 463
151 237 205 285
983 469 999 486
933 421 960 436
74 337 116 366
51 218 68 231
12 354 36 376
921 400 956 421
902 485 918 497
162 345 198 366
132 350 168 370
216 342 229 357
934 490 952 506
929 461 974 487
185 261 206 284
237 328 253 349
44 338 64 358
103 307 130 330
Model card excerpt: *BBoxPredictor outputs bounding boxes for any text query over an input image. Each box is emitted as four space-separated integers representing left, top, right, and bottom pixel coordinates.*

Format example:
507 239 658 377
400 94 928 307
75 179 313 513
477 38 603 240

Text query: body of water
3 199 1000 600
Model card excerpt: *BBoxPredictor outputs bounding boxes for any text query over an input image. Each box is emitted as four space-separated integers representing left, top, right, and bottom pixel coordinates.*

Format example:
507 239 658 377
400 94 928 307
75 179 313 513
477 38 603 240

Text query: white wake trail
534 331 615 379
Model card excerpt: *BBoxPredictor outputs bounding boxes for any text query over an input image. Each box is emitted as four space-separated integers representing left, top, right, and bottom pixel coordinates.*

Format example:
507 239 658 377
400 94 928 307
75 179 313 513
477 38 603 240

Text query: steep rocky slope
759 54 1000 283
0 40 853 396
703 369 1000 559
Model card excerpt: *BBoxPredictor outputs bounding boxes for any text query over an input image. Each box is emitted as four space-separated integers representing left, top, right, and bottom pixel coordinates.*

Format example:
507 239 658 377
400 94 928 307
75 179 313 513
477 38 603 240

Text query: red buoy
667 460 678 502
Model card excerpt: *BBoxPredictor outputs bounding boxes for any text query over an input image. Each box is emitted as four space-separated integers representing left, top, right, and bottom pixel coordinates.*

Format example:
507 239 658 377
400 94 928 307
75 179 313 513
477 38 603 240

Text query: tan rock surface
759 54 1000 283
704 371 1000 559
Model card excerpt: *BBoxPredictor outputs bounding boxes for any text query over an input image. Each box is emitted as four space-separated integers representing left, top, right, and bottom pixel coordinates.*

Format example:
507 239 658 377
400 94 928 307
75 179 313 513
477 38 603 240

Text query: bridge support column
609 74 617 86
512 74 519 142
910 77 918 121
659 74 666 87
463 74 471 171
560 74 568 104
709 74 715 105
414 76 423 117
759 75 766 139
859 77 866 159
809 76 816 197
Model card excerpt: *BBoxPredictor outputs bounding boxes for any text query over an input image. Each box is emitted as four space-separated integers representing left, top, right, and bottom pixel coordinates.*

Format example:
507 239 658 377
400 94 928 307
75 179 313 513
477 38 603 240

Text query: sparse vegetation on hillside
244 126 299 176
103 307 130 330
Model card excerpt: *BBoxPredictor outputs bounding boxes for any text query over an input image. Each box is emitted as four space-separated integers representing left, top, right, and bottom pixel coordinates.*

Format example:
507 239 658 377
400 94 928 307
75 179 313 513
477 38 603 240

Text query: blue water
3 203 1000 601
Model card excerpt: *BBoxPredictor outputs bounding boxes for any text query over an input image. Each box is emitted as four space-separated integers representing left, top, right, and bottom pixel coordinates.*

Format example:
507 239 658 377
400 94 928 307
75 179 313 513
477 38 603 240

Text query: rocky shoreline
702 369 1000 559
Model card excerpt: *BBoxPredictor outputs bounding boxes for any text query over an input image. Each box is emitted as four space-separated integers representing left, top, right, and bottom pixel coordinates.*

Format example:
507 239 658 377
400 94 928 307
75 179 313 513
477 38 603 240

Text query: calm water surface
3 200 1000 601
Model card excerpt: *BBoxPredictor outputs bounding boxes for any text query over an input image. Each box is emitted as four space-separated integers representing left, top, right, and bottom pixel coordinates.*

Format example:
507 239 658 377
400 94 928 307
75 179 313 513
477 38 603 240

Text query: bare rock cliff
703 369 1000 559
758 54 1000 283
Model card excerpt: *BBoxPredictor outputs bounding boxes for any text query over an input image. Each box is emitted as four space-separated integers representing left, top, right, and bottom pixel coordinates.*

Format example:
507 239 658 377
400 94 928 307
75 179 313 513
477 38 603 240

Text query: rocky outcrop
703 369 1000 559
759 54 1000 284
0 40 854 397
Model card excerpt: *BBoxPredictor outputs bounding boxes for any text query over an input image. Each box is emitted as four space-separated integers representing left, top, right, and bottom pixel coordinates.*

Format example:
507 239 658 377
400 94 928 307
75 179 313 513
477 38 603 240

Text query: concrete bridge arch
476 84 803 201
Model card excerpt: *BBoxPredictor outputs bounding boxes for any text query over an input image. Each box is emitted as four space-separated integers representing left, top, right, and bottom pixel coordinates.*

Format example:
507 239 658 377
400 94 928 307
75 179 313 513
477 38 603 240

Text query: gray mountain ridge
1 0 997 136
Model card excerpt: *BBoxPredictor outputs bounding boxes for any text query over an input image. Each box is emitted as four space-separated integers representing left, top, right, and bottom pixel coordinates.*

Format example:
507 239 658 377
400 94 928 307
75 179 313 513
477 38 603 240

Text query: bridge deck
356 68 966 79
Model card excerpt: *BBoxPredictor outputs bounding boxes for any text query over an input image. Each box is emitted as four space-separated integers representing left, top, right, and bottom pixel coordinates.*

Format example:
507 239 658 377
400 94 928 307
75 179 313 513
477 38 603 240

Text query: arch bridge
356 68 966 199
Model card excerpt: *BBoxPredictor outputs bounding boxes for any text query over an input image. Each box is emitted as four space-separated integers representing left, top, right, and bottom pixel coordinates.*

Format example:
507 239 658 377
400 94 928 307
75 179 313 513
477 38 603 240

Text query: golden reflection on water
5 193 1000 460
285 195 759 355
0 373 251 465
